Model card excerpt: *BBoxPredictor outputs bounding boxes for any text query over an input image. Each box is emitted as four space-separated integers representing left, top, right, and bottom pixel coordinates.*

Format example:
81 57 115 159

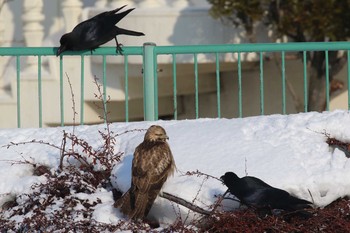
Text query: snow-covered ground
1 110 350 227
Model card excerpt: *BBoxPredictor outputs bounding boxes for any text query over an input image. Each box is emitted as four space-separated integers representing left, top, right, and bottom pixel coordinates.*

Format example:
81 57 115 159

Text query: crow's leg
90 48 97 55
115 37 124 55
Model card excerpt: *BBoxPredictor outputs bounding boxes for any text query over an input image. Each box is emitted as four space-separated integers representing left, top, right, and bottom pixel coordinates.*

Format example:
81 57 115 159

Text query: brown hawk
114 125 176 220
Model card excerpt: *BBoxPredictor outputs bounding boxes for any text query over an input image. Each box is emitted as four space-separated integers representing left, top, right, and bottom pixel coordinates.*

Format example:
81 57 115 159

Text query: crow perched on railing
57 5 144 56
221 172 312 212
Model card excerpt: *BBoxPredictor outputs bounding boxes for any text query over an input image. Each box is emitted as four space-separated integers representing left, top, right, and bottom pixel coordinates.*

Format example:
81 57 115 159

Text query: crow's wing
84 5 127 24
69 6 129 49
242 176 275 189
69 19 115 50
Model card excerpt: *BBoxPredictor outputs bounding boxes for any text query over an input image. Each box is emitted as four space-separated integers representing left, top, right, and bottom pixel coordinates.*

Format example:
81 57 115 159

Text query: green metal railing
149 42 350 120
0 47 142 127
1 42 350 127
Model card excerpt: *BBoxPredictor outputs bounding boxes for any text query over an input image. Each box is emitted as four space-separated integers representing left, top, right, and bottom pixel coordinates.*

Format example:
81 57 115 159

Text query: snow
1 110 350 228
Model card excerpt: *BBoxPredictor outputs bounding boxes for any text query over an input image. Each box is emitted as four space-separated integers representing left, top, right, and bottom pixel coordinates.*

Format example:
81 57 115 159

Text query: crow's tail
116 27 145 36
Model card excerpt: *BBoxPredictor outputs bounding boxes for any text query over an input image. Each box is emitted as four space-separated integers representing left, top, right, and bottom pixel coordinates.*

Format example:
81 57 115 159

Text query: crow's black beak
56 45 66 57
220 175 225 183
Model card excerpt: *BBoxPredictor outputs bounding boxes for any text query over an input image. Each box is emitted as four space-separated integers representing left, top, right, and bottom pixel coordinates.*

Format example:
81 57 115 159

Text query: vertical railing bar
215 52 221 118
80 55 85 125
38 56 42 127
325 50 330 111
142 42 156 121
347 50 350 110
172 53 177 120
303 51 308 112
153 51 159 120
237 52 242 118
16 56 21 128
281 51 286 114
259 52 264 115
102 55 107 123
59 56 64 126
124 55 129 122
194 53 199 119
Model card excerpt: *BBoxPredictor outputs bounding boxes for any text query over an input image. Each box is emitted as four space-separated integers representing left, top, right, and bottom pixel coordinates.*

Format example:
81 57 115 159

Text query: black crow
221 172 312 211
57 5 144 56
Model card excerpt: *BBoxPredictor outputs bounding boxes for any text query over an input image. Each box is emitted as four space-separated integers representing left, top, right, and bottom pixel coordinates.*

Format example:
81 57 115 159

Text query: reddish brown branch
160 192 211 216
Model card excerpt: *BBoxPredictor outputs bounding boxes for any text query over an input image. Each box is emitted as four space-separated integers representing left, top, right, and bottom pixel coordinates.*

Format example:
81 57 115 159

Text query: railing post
143 42 157 121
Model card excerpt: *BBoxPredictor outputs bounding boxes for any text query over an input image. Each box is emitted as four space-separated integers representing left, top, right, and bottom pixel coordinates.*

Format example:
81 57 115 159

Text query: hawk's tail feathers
114 190 149 220
128 192 149 219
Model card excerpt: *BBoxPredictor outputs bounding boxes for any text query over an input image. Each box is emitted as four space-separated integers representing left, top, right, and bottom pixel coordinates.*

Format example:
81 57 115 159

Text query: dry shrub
203 198 350 233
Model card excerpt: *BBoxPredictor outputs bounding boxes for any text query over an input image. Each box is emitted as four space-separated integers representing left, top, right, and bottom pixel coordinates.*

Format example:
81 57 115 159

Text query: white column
0 0 4 84
22 0 44 73
95 0 108 8
172 0 189 8
138 0 164 8
61 0 83 32
0 1 4 46
109 0 136 8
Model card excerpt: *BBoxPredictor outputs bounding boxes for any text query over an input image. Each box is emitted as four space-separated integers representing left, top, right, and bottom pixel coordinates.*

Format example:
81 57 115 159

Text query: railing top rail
0 46 143 56
1 41 350 56
154 41 350 54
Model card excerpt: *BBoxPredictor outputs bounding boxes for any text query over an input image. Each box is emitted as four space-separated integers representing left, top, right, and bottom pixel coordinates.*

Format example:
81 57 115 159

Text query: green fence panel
1 42 350 127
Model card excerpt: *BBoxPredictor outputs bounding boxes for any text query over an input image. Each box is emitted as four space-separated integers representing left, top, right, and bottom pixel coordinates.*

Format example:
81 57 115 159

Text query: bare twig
0 155 36 167
59 131 68 171
2 140 62 151
65 72 78 131
184 170 221 182
160 192 211 216
92 76 110 124
114 128 147 137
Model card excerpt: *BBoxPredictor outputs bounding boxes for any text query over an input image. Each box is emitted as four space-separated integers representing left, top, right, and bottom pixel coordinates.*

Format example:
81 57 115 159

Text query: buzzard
114 125 176 220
